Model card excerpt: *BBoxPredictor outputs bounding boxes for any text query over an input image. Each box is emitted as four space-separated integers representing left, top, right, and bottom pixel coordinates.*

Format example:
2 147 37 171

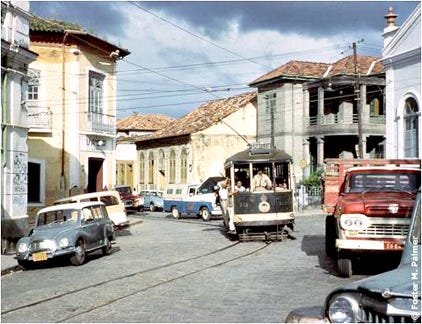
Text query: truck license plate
384 242 404 250
32 251 47 262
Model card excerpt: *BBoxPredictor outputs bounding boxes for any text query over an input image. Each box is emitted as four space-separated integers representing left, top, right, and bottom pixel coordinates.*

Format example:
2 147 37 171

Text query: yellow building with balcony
27 16 130 218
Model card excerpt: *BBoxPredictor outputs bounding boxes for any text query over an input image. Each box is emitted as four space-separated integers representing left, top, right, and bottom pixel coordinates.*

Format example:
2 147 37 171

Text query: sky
29 1 419 119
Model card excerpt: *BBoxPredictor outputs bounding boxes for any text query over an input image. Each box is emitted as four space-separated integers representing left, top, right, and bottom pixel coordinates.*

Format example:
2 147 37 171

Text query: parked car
54 191 129 229
115 185 144 212
285 189 421 323
140 190 164 211
15 202 115 268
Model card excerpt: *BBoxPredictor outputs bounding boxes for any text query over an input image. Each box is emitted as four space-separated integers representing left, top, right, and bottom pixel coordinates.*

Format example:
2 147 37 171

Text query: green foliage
300 169 324 187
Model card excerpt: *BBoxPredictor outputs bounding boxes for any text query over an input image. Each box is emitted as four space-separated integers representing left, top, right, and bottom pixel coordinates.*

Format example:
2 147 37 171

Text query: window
180 148 188 183
404 97 419 158
148 152 154 184
27 69 40 103
139 153 145 184
370 98 380 116
88 71 105 114
169 150 176 183
28 159 45 206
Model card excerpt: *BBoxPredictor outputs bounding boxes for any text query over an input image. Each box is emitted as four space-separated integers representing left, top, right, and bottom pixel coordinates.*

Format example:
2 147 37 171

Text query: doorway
87 158 104 192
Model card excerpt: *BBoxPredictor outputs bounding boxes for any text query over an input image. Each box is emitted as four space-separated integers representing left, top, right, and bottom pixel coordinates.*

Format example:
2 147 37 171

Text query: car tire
201 207 212 221
70 239 86 266
102 237 112 256
338 258 352 277
150 203 155 212
137 206 144 212
325 216 336 258
172 207 180 219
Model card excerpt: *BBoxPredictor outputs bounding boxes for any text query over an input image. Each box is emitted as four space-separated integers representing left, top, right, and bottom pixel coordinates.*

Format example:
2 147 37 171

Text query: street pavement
1 208 324 274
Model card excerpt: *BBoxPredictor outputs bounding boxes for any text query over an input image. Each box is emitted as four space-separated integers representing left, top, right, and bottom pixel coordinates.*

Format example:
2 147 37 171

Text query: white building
1 1 38 251
382 5 421 159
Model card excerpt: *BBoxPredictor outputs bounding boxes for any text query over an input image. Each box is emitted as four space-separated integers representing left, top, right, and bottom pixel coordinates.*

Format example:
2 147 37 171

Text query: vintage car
54 190 129 229
140 190 164 211
115 185 144 212
15 202 115 268
285 189 421 323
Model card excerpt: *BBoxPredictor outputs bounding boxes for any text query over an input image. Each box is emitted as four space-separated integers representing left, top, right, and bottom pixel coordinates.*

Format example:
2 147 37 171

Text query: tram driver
252 169 272 191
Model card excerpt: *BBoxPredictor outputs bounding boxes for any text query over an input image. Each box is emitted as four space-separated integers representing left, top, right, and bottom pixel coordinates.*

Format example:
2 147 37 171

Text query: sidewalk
1 215 143 275
1 209 324 274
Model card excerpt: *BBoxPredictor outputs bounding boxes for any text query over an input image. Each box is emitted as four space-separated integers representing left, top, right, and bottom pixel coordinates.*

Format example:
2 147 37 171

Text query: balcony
28 107 52 132
86 111 116 136
306 113 385 136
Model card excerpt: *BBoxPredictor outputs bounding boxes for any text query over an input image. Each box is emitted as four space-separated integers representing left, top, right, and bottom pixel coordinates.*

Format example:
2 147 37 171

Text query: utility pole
353 42 363 159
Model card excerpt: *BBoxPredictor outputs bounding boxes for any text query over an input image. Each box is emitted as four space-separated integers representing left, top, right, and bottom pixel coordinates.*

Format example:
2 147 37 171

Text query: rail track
1 224 271 322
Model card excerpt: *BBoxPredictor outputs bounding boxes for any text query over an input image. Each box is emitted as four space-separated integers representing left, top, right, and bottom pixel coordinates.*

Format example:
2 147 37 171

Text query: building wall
1 1 37 251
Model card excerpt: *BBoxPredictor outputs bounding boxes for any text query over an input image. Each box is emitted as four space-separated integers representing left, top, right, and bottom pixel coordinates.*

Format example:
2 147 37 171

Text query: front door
88 158 104 193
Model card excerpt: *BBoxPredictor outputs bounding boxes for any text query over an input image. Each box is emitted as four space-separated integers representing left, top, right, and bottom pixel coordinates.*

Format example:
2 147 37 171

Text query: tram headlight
327 294 360 323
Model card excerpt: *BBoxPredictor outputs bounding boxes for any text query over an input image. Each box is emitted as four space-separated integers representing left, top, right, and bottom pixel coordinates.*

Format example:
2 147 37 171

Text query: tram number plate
384 242 404 250
32 251 47 262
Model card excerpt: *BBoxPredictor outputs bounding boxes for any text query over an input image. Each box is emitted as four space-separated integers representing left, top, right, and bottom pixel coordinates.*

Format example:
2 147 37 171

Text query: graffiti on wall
13 152 27 193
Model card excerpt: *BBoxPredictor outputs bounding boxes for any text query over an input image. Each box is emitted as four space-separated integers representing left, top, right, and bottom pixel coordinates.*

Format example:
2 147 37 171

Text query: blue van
164 177 225 221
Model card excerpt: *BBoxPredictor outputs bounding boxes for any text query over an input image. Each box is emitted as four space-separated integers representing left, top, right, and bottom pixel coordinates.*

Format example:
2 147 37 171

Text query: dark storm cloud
140 1 419 37
29 1 127 37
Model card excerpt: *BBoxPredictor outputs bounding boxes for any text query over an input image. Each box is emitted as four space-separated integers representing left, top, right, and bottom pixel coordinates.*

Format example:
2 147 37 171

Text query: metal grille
358 224 409 237
361 307 412 323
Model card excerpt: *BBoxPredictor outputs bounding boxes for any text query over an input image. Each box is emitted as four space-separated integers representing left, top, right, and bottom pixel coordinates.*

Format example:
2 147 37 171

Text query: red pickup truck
323 159 420 277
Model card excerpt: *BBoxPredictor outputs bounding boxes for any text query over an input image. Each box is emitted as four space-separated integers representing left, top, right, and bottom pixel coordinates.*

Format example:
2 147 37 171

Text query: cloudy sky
29 1 419 118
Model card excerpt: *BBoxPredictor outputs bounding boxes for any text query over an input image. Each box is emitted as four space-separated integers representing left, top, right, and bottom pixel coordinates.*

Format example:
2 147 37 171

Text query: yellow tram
224 146 295 241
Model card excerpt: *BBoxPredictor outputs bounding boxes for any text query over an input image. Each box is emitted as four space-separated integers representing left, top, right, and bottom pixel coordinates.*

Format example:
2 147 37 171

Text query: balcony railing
307 113 385 126
86 111 116 135
28 107 52 131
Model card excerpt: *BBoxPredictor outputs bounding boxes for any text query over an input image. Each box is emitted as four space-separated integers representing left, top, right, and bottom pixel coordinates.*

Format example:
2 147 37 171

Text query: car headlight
328 294 360 323
59 237 70 248
17 242 28 253
340 214 368 231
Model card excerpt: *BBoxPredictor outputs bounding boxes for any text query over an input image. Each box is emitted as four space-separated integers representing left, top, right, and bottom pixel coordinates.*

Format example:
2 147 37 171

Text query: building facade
27 16 129 218
134 92 257 190
1 1 38 251
249 56 385 181
382 5 421 159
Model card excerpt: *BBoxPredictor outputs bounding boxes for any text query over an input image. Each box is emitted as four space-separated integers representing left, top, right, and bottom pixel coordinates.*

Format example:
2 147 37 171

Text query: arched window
180 148 188 183
370 98 380 116
169 150 176 184
139 153 145 185
148 152 154 184
403 97 419 158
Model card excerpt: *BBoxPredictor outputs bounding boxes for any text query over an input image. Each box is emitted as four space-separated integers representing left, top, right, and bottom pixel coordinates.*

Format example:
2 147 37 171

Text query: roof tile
117 114 175 131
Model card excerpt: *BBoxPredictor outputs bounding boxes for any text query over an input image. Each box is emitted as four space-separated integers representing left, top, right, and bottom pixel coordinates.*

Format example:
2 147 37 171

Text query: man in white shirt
252 170 272 191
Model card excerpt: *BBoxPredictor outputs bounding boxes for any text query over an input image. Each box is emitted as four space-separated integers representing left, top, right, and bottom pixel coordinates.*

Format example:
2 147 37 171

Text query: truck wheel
325 216 336 258
171 207 180 219
201 207 212 221
338 258 352 277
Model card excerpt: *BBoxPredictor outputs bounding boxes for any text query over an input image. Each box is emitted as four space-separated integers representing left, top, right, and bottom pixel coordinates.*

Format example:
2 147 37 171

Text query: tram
224 145 295 241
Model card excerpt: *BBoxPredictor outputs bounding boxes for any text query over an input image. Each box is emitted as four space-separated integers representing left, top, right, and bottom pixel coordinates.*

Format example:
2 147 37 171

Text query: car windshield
36 209 79 226
345 172 420 193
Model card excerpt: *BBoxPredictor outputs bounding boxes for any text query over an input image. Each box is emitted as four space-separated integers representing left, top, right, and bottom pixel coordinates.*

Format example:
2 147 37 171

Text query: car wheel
338 258 352 277
201 207 212 221
102 237 112 256
150 203 155 212
171 207 180 219
70 239 86 266
137 206 144 212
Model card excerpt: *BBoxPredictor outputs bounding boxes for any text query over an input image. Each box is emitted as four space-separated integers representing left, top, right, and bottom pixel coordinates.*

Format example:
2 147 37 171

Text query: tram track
2 237 271 322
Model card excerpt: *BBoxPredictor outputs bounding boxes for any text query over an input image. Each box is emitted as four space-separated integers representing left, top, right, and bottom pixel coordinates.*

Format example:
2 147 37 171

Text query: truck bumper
336 239 404 251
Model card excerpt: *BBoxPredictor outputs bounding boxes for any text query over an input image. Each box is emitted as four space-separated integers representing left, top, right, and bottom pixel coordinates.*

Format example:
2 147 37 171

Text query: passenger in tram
252 169 272 191
234 180 245 193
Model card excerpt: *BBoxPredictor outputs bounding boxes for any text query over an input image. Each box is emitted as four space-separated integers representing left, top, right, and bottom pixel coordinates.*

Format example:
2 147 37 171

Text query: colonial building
134 92 257 190
27 16 130 217
116 114 174 188
249 55 385 180
382 5 421 159
1 1 38 251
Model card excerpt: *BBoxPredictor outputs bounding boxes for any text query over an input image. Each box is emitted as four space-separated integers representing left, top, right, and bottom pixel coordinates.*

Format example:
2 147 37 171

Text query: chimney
382 6 399 49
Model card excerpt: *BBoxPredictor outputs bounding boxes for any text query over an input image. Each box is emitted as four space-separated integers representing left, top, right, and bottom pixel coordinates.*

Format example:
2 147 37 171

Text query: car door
81 206 102 249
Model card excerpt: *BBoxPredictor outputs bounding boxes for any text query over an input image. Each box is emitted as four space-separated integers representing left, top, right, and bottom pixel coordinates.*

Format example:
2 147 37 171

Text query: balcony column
317 136 324 167
362 136 368 159
303 87 310 127
318 86 324 123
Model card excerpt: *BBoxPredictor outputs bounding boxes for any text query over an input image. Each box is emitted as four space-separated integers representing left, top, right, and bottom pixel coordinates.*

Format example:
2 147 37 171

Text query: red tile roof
117 114 175 131
250 55 383 86
135 92 257 143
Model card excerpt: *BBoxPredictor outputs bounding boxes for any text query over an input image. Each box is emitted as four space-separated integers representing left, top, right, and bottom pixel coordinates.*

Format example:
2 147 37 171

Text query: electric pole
353 42 364 159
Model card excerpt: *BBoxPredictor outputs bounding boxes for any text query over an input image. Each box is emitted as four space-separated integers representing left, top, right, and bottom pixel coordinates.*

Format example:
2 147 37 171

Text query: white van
54 191 129 228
